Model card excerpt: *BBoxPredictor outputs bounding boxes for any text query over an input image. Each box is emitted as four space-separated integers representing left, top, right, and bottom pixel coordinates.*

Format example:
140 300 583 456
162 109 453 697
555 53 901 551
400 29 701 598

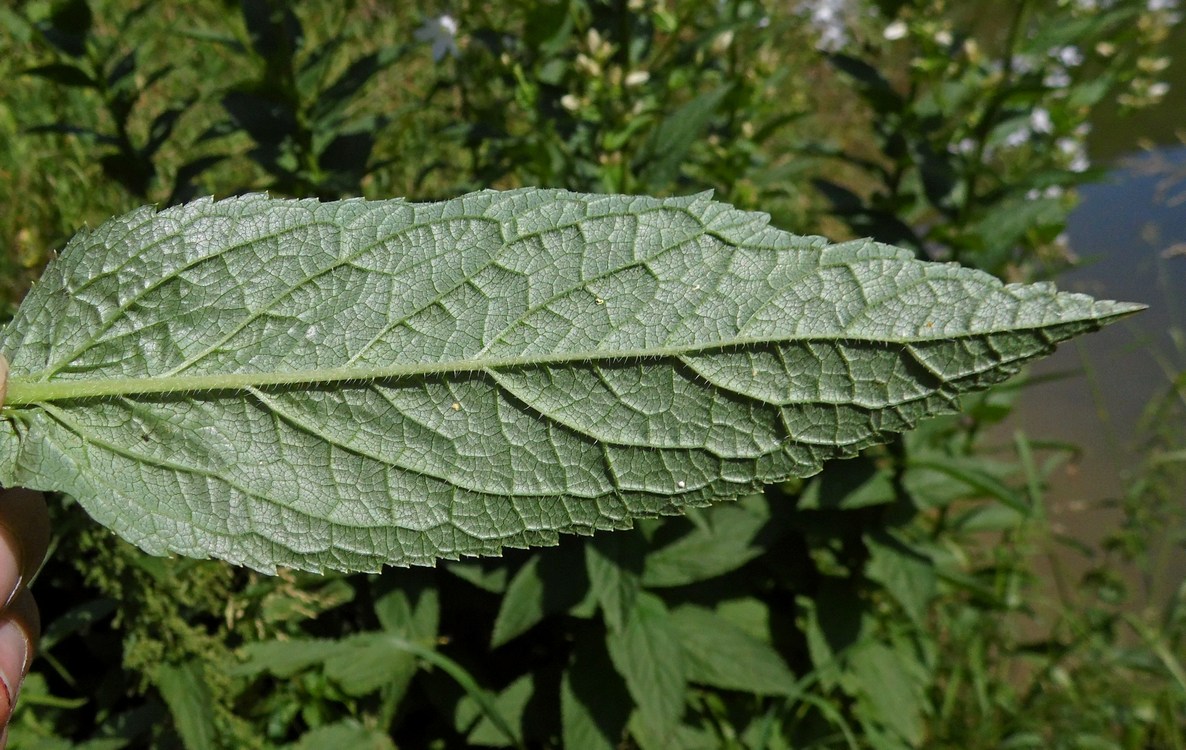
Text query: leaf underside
0 189 1140 572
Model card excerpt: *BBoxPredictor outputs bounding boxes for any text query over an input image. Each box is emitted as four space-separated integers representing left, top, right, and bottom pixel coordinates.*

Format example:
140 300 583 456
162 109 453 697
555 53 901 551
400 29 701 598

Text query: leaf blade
0 189 1141 572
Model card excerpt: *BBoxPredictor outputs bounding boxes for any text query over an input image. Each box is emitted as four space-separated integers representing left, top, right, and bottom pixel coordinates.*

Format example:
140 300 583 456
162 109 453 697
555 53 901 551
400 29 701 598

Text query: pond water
1003 39 1186 605
1016 145 1185 496
1008 145 1185 602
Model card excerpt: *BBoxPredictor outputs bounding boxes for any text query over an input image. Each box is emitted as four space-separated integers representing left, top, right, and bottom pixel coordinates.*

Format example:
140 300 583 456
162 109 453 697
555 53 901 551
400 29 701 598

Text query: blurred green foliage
1 0 1183 747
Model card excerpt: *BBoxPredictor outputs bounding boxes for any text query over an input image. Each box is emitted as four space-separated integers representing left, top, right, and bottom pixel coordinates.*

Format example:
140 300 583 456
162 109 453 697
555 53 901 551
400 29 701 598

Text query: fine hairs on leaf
0 189 1142 573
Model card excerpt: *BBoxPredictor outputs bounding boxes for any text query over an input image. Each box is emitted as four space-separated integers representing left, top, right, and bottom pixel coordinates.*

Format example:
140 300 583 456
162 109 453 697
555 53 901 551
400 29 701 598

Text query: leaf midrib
1 324 1077 406
6 340 761 404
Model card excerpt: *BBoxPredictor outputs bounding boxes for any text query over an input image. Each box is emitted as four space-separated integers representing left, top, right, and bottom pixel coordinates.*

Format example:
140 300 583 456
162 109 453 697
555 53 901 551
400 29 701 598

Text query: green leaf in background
561 631 632 750
798 455 896 510
370 572 440 712
668 605 797 696
637 84 732 189
490 544 587 647
154 660 217 750
605 592 688 744
846 638 931 747
374 571 439 636
235 632 431 698
802 579 870 689
291 719 396 750
0 189 1140 572
444 560 508 593
584 530 646 632
232 638 342 680
459 673 533 747
321 634 421 697
641 496 770 587
864 530 937 628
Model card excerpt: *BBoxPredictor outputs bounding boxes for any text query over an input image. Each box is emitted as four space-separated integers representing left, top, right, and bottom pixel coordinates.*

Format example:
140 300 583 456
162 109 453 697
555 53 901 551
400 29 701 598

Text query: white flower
883 20 908 40
1019 185 1067 199
950 137 977 155
1148 0 1179 11
1002 112 1053 148
624 70 650 87
1010 54 1037 75
1053 45 1084 67
797 0 850 51
712 29 736 54
1044 67 1072 88
1004 126 1031 148
415 15 459 62
1030 107 1054 134
1057 138 1090 172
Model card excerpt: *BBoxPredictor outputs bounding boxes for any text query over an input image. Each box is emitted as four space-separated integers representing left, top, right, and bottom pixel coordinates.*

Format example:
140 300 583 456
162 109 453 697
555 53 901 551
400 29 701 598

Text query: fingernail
0 668 10 725
0 619 28 724
0 527 18 610
1 578 18 611
0 492 26 608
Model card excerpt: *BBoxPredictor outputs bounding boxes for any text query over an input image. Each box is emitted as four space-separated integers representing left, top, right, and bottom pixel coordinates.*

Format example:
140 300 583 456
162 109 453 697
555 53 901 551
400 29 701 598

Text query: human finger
0 490 50 607
0 589 37 736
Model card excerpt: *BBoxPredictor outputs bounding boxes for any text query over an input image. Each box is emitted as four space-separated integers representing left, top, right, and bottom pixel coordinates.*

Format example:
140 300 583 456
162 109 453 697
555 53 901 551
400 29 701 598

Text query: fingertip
0 590 34 730
0 491 49 603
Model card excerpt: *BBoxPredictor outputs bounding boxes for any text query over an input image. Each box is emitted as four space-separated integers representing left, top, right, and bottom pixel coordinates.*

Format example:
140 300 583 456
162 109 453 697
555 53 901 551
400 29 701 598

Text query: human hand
0 489 50 748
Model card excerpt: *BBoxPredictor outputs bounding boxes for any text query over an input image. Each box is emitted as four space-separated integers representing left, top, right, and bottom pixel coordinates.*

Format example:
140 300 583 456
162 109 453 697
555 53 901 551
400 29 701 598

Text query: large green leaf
0 189 1139 572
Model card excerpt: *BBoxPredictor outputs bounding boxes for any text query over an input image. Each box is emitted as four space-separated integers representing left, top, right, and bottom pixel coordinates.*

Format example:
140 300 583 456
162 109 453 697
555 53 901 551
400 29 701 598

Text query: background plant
0 0 1182 747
